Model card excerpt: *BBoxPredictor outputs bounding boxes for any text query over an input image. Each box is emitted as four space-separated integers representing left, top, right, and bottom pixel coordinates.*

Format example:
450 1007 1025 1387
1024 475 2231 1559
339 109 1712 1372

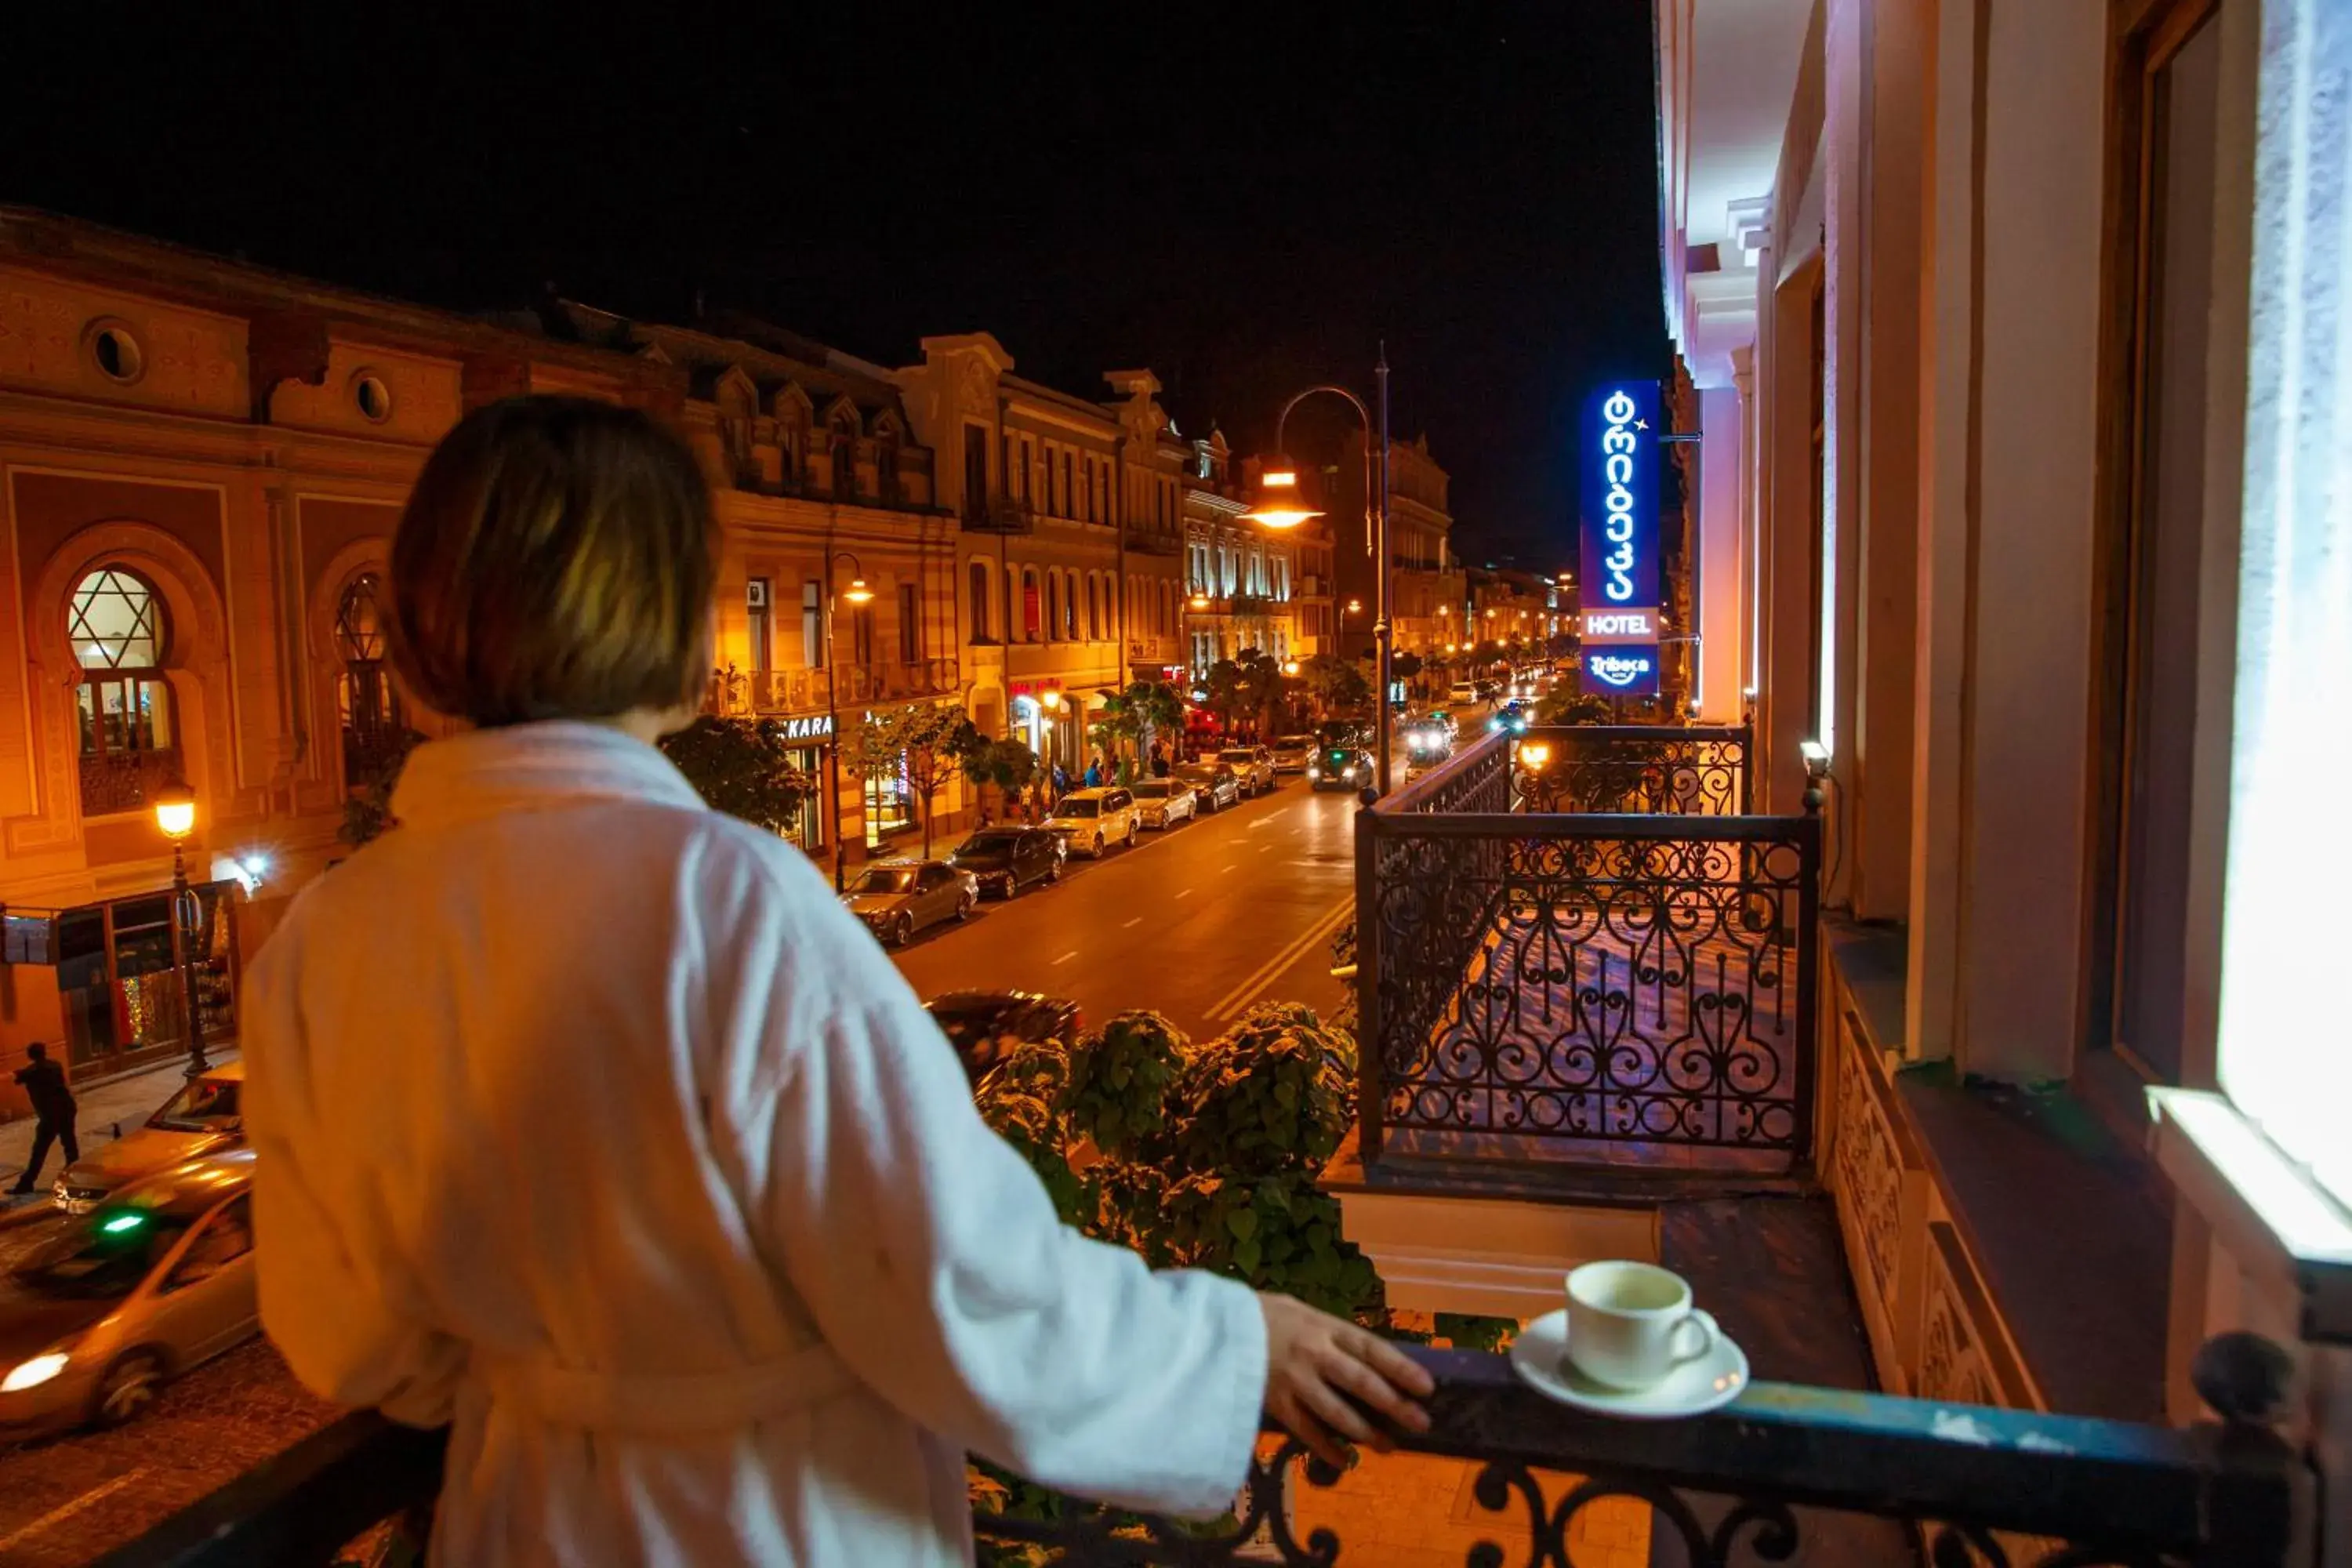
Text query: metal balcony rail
1514 723 1752 816
964 495 1037 535
78 746 181 818
1356 728 1817 1187
1125 526 1183 556
94 1339 2303 1567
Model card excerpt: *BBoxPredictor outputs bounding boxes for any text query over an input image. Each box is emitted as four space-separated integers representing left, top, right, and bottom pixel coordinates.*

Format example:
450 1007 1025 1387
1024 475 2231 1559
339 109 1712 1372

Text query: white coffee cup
1563 1260 1720 1391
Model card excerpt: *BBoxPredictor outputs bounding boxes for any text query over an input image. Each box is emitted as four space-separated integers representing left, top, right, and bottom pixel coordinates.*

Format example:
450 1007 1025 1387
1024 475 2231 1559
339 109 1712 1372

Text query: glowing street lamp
1239 464 1325 532
1189 590 1211 611
1283 659 1300 676
150 782 211 1079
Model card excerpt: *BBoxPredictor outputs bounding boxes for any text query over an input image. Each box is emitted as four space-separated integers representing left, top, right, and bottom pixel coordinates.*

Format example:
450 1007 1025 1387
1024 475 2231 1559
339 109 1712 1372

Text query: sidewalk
0 1048 238 1212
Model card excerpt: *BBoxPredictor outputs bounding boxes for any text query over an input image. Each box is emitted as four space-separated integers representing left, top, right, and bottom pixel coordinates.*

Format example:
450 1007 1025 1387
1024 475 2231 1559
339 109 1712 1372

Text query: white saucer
1508 1309 1751 1419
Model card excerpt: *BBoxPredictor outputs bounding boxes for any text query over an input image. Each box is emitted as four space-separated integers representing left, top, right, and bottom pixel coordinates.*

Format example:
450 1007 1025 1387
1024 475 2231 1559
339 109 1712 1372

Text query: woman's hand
1258 1293 1436 1469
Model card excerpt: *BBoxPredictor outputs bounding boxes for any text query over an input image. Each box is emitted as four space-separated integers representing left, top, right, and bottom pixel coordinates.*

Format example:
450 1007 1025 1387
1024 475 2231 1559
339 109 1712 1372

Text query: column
1695 383 1746 724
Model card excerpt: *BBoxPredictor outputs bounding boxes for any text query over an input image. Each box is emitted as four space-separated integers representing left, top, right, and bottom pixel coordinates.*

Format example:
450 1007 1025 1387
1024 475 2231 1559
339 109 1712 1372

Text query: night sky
6 6 1667 565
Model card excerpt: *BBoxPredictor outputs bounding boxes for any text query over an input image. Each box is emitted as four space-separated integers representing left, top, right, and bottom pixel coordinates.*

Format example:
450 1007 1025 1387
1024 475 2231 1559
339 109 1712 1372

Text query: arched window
1022 567 1042 641
69 567 177 816
1087 576 1101 641
336 573 410 795
1061 572 1077 640
1046 572 1061 642
968 560 993 643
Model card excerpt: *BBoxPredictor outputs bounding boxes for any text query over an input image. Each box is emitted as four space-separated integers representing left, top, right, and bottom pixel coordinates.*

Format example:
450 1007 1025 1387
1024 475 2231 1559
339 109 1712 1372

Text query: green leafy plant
658 717 813 833
1065 1011 1188 1160
962 736 1040 822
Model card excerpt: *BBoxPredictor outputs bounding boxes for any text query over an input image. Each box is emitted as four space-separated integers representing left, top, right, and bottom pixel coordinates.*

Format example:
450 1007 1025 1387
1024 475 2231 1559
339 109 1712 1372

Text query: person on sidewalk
10 1042 78 1193
245 397 1431 1568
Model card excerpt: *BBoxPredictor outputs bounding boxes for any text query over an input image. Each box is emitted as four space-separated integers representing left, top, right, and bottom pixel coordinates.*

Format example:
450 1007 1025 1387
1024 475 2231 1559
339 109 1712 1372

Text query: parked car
840 858 977 946
1449 680 1478 704
1130 778 1198 829
1308 745 1375 792
1174 762 1242 813
924 991 1083 1083
1043 787 1140 857
53 1062 245 1216
1270 735 1318 775
1216 746 1277 797
948 827 1065 898
1 1148 258 1438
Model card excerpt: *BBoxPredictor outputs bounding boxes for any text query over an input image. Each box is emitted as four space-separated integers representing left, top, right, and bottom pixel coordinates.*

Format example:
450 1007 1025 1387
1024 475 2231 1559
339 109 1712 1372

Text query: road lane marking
1249 817 1276 830
1175 887 1193 899
1221 862 1237 873
1203 895 1355 1022
1123 916 1143 928
1054 951 1079 965
0 1469 151 1554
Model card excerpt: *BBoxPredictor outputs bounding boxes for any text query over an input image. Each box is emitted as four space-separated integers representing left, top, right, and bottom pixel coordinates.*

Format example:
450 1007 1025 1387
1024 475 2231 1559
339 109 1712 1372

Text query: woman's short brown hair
388 396 717 728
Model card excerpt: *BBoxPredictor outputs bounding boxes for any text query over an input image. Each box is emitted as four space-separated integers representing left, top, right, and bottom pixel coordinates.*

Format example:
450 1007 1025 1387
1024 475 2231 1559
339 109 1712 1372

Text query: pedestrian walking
243 397 1432 1567
1083 757 1102 789
1149 741 1169 779
9 1041 78 1193
1051 760 1069 799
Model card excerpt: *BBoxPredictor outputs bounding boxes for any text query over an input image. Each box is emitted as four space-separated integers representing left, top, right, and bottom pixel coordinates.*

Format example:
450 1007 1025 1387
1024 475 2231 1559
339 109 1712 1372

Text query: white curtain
2216 0 2352 1207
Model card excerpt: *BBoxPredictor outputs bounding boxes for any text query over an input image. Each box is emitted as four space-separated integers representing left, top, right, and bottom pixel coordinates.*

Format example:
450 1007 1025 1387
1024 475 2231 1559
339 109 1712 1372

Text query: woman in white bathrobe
244 397 1431 1566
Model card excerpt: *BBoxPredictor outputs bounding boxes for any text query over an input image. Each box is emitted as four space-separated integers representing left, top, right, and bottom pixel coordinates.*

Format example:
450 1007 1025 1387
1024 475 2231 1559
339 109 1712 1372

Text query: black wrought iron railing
96 1338 2304 1566
1514 723 1752 815
1355 728 1816 1188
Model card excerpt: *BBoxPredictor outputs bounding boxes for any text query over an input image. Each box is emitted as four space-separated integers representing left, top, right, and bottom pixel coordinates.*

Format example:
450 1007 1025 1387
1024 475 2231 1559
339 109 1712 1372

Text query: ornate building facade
894 336 1187 778
0 209 671 1097
1330 431 1464 662
524 304 961 866
1179 430 1298 677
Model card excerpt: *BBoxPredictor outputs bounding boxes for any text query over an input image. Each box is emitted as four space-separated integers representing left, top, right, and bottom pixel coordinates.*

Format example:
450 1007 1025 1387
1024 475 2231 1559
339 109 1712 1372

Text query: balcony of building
706 658 960 720
961 495 1036 535
102 1318 2299 1566
107 719 2309 1566
1125 523 1183 556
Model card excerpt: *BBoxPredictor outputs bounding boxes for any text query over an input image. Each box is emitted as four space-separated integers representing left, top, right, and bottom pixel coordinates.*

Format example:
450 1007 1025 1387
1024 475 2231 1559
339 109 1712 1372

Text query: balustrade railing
77 746 180 818
1356 728 1815 1186
1515 723 1752 815
97 1338 2303 1567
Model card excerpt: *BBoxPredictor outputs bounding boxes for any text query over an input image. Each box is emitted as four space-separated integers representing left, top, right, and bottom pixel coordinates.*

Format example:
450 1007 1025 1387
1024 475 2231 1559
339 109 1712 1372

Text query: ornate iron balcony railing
1354 727 1815 1189
94 1338 2303 1566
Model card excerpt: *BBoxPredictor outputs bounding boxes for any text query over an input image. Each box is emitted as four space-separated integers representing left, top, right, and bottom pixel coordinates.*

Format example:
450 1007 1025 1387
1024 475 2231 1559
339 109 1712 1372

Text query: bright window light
2216 7 2352 1210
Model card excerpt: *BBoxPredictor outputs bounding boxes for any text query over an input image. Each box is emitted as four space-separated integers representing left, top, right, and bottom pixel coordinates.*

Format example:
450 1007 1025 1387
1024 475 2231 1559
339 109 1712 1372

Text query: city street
892 772 1362 1039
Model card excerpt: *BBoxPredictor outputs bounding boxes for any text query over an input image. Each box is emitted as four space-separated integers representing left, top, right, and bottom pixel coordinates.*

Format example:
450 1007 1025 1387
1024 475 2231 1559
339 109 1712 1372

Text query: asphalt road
891 771 1364 1042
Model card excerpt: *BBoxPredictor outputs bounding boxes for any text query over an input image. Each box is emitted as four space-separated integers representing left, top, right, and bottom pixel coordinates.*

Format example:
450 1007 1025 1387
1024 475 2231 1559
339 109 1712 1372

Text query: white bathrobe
243 722 1266 1566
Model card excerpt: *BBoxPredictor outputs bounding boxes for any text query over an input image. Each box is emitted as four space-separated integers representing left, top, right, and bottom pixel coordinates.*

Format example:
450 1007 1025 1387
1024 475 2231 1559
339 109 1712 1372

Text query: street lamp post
150 782 209 1080
1242 350 1394 798
822 551 875 891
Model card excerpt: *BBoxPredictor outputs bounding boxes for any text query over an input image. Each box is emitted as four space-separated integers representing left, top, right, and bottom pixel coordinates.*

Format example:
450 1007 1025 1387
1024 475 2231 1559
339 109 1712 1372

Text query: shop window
335 573 413 797
69 567 179 818
862 753 914 848
55 883 238 1073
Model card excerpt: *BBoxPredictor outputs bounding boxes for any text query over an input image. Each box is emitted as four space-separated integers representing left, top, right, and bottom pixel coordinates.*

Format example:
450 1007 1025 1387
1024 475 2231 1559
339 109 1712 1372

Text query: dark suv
948 827 1065 898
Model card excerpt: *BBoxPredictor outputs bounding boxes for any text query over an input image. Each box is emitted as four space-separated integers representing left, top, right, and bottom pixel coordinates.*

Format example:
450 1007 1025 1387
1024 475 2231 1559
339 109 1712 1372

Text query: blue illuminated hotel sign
1578 382 1661 696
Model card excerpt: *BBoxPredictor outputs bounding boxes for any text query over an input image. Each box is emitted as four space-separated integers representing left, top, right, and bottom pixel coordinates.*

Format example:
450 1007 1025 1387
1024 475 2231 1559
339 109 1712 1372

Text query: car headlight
1307 767 1320 779
1342 765 1356 780
2 1352 70 1392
